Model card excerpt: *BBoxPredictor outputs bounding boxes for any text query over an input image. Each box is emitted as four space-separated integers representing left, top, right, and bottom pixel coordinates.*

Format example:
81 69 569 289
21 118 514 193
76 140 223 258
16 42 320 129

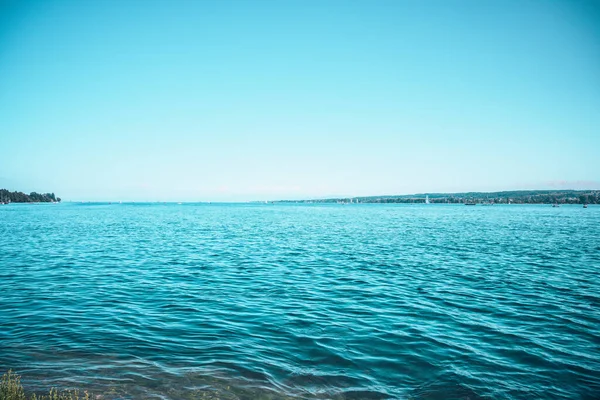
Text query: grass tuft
0 371 90 400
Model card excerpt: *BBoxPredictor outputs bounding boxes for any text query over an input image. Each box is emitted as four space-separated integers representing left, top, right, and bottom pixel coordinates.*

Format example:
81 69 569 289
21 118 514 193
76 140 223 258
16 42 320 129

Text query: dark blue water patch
1 203 599 399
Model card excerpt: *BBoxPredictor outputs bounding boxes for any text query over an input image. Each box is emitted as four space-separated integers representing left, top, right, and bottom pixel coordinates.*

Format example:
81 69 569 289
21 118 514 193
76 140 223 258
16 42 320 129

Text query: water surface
1 203 599 399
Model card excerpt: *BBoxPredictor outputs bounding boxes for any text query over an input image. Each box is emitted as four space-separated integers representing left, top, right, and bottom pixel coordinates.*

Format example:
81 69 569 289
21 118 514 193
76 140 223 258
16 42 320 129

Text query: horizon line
44 187 600 203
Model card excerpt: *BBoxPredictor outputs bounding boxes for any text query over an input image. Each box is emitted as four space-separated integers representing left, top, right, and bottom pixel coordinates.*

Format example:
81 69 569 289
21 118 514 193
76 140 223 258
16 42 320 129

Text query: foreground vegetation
0 370 299 400
0 189 60 203
0 371 89 400
278 190 600 205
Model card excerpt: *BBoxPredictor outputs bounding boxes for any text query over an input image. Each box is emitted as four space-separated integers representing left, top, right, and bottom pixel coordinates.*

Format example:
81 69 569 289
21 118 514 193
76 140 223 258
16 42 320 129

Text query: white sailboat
425 195 430 204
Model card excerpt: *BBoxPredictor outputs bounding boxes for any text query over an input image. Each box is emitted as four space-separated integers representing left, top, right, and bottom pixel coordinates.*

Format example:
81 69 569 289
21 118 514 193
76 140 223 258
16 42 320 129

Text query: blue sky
1 0 599 201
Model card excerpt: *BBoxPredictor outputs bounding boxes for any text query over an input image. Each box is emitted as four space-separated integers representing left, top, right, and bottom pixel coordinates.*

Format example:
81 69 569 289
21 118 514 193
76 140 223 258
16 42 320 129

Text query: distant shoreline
2 189 598 205
0 189 61 204
274 189 599 205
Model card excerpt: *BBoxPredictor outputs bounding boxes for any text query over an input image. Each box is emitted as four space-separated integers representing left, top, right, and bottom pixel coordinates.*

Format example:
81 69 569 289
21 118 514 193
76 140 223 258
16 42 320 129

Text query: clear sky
1 0 599 201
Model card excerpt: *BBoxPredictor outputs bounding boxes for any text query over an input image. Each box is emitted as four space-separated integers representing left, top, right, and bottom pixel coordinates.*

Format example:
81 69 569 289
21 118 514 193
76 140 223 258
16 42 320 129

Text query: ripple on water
1 203 600 399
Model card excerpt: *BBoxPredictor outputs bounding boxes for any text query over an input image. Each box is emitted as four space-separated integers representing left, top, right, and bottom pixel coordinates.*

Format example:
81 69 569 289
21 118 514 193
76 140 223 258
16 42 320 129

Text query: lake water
1 203 599 399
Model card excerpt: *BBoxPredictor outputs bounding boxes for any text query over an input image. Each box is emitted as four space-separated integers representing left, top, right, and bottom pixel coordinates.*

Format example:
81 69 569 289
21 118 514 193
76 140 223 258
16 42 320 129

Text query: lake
1 203 599 399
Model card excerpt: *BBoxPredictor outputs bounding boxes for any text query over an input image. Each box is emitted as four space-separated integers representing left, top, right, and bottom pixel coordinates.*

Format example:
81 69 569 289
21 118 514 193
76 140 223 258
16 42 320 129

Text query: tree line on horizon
279 190 600 205
0 189 61 203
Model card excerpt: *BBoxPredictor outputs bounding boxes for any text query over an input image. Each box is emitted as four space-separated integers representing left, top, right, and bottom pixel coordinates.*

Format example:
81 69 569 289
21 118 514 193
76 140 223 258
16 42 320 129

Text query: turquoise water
1 203 599 399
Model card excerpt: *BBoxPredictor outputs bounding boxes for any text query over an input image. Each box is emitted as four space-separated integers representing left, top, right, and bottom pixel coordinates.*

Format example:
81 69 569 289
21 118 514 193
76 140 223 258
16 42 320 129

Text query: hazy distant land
2 189 599 205
276 190 599 205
